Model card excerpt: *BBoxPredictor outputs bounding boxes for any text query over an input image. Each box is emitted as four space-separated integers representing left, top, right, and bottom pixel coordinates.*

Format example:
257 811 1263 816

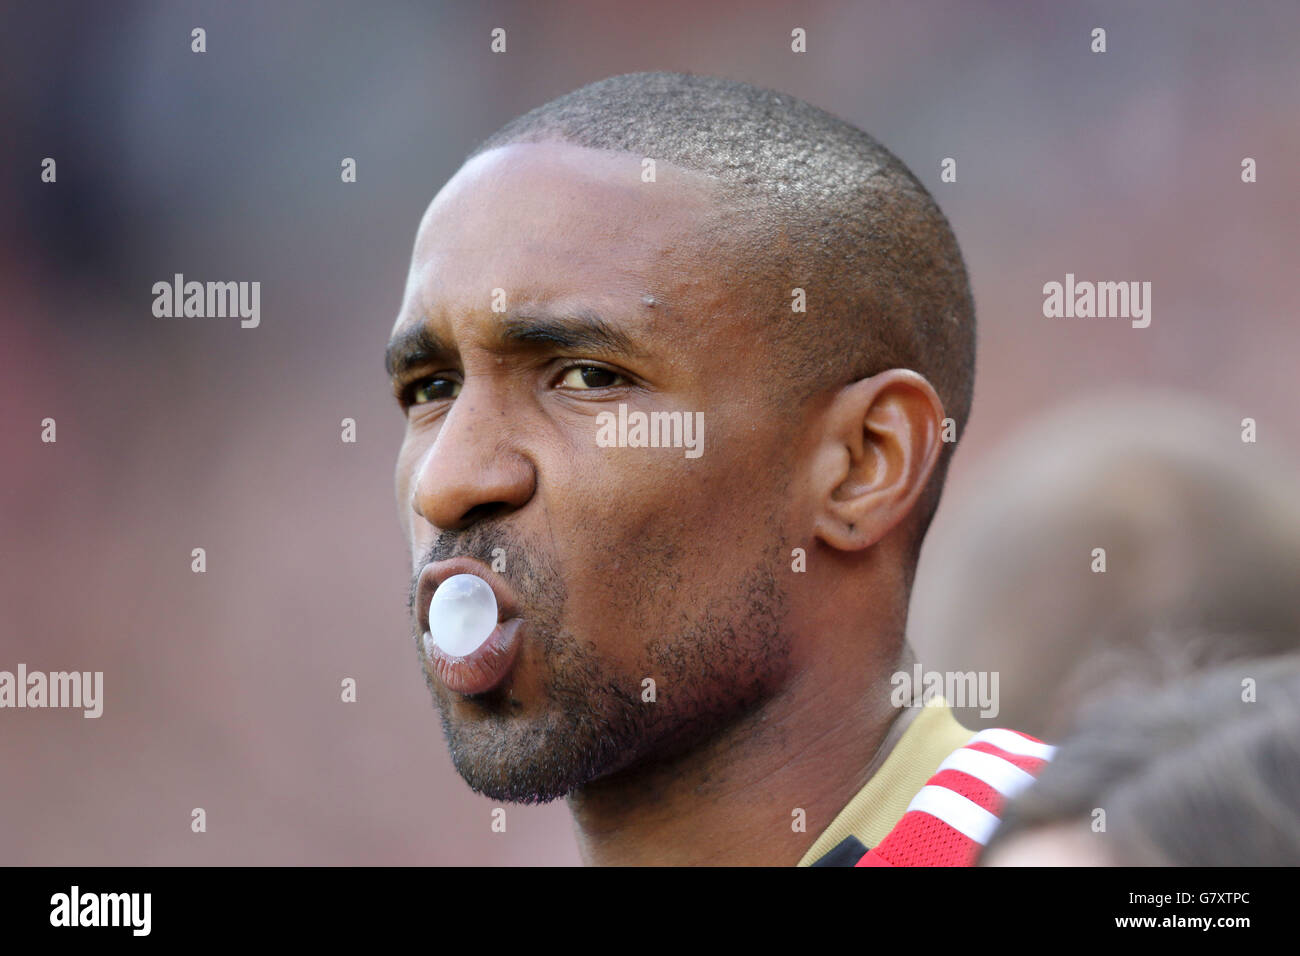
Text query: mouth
416 557 525 697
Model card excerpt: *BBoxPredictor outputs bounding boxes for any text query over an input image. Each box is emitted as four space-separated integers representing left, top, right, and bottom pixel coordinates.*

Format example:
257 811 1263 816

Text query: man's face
389 141 800 803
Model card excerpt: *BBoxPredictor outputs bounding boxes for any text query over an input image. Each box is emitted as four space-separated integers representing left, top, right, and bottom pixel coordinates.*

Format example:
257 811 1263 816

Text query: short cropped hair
470 72 976 554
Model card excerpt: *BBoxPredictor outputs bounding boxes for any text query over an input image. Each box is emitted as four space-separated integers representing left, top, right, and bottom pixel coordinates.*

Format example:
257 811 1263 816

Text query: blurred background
2 1 1296 865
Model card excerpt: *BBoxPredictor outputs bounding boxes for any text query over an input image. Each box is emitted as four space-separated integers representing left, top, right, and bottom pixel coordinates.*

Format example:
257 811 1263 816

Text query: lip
416 558 524 696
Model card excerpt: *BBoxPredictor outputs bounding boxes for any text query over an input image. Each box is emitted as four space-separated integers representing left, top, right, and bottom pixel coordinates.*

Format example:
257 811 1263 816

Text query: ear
811 370 946 552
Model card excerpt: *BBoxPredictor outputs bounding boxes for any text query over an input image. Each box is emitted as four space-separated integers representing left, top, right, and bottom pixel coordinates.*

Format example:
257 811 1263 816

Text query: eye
405 375 462 407
557 365 626 390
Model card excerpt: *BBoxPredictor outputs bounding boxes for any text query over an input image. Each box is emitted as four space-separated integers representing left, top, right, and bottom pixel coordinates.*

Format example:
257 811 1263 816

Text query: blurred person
384 73 1051 866
980 654 1300 866
909 390 1300 740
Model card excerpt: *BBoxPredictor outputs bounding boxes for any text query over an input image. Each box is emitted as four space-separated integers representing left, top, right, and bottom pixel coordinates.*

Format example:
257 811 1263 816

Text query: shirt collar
797 697 975 866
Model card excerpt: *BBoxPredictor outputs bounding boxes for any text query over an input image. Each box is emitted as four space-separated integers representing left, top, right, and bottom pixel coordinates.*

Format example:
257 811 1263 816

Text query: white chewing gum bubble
428 574 498 657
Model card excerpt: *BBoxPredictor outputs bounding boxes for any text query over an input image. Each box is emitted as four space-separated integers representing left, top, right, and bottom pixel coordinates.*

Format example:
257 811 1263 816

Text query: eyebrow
384 307 644 383
384 323 450 381
499 309 642 357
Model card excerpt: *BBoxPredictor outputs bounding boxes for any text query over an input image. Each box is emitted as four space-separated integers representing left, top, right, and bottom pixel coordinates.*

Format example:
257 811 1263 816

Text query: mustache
406 525 532 615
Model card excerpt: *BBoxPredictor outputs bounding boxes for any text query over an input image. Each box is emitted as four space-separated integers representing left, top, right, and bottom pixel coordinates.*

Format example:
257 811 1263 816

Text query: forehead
395 141 739 336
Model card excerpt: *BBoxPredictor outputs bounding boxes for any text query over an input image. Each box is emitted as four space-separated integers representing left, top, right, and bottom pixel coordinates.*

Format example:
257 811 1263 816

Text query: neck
567 642 918 866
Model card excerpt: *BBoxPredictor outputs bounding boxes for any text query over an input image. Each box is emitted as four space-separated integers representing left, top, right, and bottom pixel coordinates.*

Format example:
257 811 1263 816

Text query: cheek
538 438 778 638
393 437 426 537
393 458 408 515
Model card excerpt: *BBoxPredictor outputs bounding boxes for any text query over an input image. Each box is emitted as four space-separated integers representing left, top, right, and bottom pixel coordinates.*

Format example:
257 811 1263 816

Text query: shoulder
855 728 1056 867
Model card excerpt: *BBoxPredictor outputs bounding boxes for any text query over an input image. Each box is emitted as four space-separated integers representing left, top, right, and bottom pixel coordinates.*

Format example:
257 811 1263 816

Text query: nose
410 387 536 532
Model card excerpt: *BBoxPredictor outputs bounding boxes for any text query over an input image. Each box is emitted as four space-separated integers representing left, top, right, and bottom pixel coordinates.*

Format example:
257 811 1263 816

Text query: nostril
460 501 512 526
